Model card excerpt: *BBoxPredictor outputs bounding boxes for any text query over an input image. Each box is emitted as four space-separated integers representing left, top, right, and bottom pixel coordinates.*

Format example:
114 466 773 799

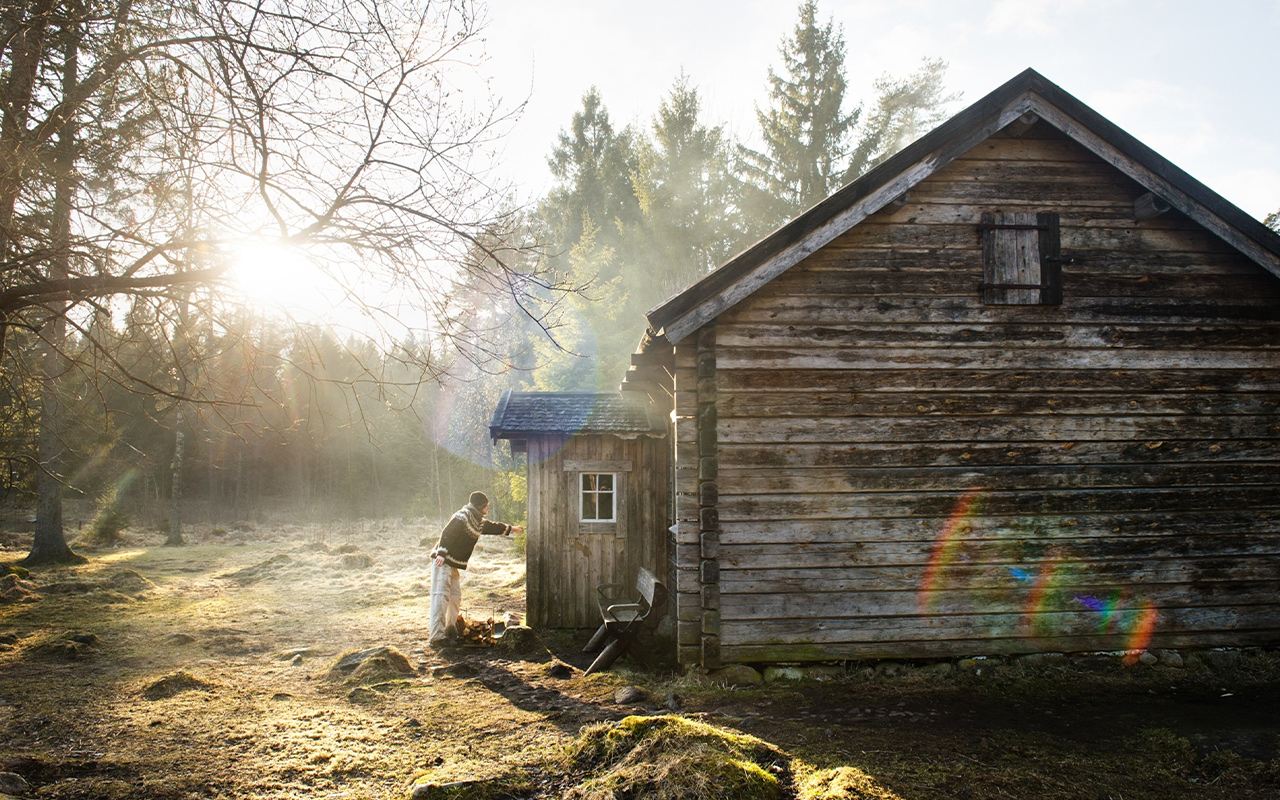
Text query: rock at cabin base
763 666 807 682
708 664 763 687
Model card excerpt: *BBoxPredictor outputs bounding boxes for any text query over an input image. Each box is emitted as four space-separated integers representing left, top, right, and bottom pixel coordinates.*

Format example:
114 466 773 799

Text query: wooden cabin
489 391 669 628
496 69 1280 671
635 69 1280 668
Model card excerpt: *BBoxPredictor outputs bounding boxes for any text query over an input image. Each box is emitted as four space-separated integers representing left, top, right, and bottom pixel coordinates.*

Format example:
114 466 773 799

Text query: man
427 491 523 648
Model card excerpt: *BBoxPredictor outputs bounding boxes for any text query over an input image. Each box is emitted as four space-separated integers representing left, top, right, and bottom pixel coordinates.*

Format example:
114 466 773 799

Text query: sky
480 0 1280 220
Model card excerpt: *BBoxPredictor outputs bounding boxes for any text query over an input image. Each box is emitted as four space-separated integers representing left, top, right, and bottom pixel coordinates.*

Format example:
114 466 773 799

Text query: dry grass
1 518 1278 800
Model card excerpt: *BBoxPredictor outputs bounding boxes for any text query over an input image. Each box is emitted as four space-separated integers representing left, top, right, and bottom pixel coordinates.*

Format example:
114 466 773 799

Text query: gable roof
645 68 1280 344
489 390 667 441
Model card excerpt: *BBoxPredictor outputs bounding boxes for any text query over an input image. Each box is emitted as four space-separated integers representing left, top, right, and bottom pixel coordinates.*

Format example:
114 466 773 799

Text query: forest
0 0 967 561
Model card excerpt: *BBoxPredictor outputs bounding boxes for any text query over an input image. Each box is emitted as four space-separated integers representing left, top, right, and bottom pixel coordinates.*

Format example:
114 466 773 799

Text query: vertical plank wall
526 433 669 628
688 125 1280 663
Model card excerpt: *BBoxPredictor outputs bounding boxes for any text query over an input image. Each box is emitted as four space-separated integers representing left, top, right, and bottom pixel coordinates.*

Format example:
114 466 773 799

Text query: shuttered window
980 211 1063 305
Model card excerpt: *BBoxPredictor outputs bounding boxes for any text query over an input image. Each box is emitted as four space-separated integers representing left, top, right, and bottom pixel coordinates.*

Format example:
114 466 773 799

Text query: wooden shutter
981 211 1062 305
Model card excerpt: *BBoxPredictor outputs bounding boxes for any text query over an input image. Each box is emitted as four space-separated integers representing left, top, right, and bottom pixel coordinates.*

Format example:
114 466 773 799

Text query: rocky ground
0 519 1277 799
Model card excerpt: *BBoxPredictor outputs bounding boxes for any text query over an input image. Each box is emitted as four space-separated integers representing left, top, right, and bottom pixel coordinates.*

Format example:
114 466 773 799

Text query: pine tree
737 0 858 232
630 75 740 301
845 58 962 182
543 87 640 268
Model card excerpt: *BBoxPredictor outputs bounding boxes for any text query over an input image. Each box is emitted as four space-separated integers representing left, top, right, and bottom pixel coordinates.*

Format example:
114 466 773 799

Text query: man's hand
435 555 445 567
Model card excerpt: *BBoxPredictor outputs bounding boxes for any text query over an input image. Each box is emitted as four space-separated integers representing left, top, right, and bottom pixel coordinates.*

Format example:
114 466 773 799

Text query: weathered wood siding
677 126 1280 664
526 433 669 628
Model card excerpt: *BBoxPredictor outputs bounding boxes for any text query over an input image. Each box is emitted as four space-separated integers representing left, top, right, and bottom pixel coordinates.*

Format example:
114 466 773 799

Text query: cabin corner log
695 326 722 669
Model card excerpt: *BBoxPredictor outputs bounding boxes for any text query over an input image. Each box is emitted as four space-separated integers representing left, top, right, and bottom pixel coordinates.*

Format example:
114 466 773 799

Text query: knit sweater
432 504 511 569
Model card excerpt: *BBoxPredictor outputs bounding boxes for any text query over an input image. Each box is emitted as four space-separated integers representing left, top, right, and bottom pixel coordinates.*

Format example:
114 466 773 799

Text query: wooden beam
1134 191 1172 221
876 191 911 215
1004 111 1040 137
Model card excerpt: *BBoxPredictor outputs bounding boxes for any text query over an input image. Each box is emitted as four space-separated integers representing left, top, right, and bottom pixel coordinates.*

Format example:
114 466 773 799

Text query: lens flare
917 490 982 613
1017 552 1063 636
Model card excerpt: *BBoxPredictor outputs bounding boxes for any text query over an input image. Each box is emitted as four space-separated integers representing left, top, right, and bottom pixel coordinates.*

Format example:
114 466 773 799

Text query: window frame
579 471 617 523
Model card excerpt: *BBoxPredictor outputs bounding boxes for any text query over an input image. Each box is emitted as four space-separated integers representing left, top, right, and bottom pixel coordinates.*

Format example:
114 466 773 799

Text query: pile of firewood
454 614 496 646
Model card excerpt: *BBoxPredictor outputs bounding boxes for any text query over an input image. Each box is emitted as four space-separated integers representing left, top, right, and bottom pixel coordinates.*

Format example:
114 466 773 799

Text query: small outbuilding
490 390 669 628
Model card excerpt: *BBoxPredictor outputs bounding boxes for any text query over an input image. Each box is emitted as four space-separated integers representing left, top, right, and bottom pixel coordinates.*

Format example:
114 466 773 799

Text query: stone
874 661 906 678
763 666 807 682
956 658 988 675
807 665 844 680
664 692 682 711
1138 651 1159 666
290 654 304 666
1071 653 1119 671
431 662 478 679
614 686 647 705
1199 649 1241 670
411 780 494 800
918 661 953 677
493 626 538 654
0 771 29 795
708 664 762 687
165 633 196 646
1015 652 1067 668
1155 649 1185 668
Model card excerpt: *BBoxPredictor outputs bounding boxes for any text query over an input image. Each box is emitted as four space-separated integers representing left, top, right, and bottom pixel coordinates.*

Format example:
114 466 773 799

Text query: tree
1266 210 1279 232
630 74 740 302
845 57 962 181
542 87 640 267
737 0 858 232
0 0 571 564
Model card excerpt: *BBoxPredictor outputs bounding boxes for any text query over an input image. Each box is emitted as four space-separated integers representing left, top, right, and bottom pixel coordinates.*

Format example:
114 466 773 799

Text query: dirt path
1 522 1277 799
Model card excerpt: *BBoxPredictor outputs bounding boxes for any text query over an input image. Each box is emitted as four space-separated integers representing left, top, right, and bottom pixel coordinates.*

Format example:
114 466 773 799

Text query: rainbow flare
917 490 982 614
1017 552 1063 636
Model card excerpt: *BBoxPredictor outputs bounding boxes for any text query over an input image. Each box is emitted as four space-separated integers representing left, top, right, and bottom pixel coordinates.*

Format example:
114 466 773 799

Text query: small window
580 473 615 522
980 211 1062 305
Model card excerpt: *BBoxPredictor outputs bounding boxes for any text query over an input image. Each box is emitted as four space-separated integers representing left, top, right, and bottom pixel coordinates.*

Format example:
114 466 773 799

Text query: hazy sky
482 0 1280 220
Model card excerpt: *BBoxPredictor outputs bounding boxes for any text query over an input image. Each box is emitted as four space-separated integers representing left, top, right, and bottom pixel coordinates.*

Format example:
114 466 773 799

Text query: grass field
1 520 1277 799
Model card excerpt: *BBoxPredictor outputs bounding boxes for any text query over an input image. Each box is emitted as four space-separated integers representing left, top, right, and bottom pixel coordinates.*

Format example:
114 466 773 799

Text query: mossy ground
2 518 1278 799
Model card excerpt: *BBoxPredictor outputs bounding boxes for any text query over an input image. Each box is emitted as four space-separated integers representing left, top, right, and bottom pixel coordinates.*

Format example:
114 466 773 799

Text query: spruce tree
737 0 858 232
845 58 962 182
542 87 639 268
630 75 739 303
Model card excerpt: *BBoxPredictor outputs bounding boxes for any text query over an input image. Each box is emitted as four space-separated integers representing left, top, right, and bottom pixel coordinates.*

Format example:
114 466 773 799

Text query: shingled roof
645 68 1280 344
489 391 667 441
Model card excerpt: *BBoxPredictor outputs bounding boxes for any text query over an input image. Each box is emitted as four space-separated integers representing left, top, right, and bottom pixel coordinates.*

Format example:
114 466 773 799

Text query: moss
797 765 904 800
408 773 533 800
563 715 788 800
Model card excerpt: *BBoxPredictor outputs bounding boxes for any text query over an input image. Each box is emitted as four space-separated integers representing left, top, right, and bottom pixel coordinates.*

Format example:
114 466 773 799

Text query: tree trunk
166 288 192 546
166 428 186 546
23 11 83 567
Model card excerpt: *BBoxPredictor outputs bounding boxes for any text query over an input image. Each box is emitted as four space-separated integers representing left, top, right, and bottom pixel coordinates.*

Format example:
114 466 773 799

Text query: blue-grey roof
490 391 666 439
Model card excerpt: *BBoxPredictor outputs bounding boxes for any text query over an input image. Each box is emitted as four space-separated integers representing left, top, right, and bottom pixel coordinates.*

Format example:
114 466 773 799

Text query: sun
228 243 332 317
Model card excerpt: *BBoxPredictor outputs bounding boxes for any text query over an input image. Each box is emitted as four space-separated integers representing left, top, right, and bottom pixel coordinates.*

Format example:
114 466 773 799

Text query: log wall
676 126 1280 664
525 433 669 629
